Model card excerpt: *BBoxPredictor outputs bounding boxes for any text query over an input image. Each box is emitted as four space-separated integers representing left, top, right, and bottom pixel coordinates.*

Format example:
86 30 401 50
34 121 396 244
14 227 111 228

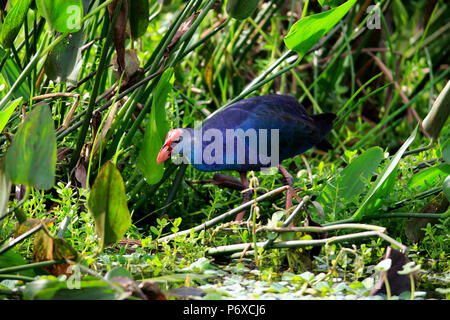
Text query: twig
30 92 79 101
0 274 35 282
258 223 386 234
324 209 449 226
157 186 289 242
0 224 43 255
0 260 65 274
207 230 408 256
262 197 308 250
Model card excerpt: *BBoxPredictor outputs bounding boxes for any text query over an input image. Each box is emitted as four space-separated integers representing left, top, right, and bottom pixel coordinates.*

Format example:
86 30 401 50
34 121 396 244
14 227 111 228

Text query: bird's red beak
157 129 182 164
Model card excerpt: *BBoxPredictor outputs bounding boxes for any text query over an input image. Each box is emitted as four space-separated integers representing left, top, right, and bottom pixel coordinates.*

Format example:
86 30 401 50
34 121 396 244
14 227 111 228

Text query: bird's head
157 128 184 164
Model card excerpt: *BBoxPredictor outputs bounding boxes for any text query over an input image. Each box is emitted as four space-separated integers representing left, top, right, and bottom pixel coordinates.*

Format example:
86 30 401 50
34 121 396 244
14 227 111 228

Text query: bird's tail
311 113 336 151
310 113 336 136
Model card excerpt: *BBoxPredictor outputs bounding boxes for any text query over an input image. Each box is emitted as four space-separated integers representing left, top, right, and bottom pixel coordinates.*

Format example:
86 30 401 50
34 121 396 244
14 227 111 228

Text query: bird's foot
278 165 301 211
190 172 251 221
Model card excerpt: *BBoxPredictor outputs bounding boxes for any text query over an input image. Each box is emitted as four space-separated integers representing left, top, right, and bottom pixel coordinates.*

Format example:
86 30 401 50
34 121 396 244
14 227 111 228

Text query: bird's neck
176 128 202 164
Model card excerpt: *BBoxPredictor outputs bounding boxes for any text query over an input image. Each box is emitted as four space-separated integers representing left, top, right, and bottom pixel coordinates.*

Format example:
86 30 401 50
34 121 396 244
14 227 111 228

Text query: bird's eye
173 136 183 144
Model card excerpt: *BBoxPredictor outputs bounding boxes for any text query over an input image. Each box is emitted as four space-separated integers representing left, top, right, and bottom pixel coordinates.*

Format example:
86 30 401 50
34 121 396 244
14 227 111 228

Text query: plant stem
301 0 309 19
384 271 391 300
262 198 307 250
160 163 188 218
208 230 384 256
69 0 122 171
324 210 448 226
0 274 35 282
260 223 386 234
410 273 415 300
0 260 64 274
0 224 43 255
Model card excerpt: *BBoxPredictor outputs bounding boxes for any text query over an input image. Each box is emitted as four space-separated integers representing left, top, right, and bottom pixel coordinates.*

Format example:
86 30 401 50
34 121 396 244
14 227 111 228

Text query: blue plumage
175 95 335 172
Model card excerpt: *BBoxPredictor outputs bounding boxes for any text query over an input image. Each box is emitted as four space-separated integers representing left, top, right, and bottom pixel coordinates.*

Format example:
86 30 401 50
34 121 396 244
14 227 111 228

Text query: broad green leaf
0 166 11 219
105 266 133 281
32 229 78 276
441 139 450 164
129 0 149 38
0 0 33 48
358 169 397 214
318 147 384 216
153 68 174 142
5 103 56 190
23 278 120 300
88 161 131 249
36 0 83 33
0 249 36 277
0 48 30 101
284 0 357 59
407 164 450 192
226 0 259 20
137 68 174 185
44 31 84 85
353 126 418 220
0 97 22 133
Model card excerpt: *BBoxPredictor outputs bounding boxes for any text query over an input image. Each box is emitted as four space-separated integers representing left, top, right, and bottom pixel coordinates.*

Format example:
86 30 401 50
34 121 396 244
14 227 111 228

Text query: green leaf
391 0 408 28
284 0 357 60
407 164 450 192
0 97 22 133
353 126 418 220
137 68 174 185
444 175 450 202
0 250 36 277
0 48 30 101
226 0 259 20
44 30 84 85
153 68 174 142
375 258 392 271
36 0 83 33
0 166 11 219
0 0 33 48
129 0 149 38
359 170 397 214
442 139 450 164
105 266 133 281
5 103 56 190
88 161 131 249
318 147 384 216
23 278 120 300
423 80 450 140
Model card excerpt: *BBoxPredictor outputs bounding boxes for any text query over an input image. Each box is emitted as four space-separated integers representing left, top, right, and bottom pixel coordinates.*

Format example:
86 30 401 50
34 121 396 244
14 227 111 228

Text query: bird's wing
204 95 314 132
203 95 325 161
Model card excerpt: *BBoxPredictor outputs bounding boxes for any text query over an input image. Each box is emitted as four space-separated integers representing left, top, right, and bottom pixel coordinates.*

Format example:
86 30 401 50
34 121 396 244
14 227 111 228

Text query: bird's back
193 95 335 171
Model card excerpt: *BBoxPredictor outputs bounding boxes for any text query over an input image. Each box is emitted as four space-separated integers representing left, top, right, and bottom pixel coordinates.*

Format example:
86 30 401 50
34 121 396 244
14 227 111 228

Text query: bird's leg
212 173 246 191
278 164 301 211
189 173 251 220
235 172 251 221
